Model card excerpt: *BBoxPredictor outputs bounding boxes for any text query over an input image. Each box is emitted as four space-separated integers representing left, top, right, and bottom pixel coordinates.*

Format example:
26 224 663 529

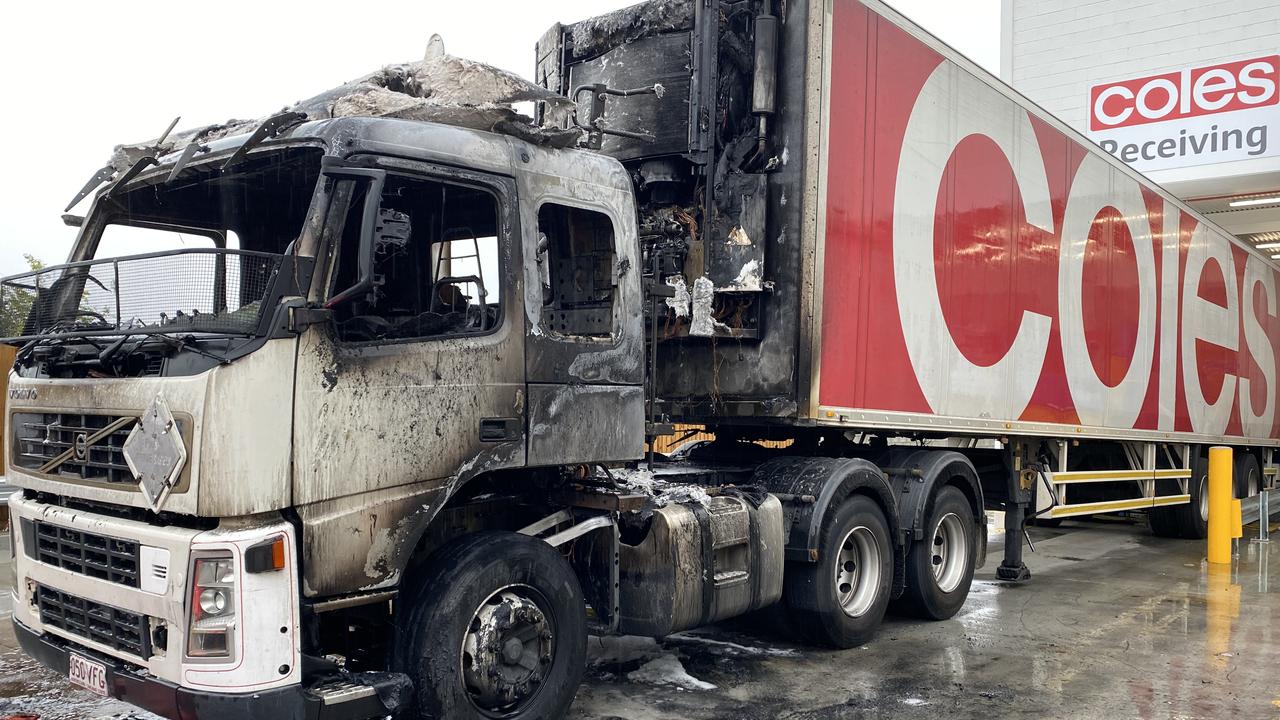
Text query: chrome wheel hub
461 586 554 716
931 512 968 593
835 526 882 618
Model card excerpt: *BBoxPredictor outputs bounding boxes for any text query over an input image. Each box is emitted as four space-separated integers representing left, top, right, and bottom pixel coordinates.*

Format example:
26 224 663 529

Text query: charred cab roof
171 116 631 192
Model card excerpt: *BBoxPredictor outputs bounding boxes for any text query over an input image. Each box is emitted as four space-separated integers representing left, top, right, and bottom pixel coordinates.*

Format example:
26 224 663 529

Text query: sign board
1087 54 1280 173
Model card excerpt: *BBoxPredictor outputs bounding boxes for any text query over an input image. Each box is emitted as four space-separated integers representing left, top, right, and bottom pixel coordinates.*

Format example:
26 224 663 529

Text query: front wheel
395 531 587 720
896 485 976 620
781 495 893 648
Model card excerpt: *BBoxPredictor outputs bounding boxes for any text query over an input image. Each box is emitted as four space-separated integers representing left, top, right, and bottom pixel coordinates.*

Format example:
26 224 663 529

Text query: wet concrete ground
1 517 1278 719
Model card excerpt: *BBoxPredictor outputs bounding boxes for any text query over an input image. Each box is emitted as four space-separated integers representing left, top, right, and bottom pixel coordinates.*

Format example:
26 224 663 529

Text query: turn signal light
245 535 287 573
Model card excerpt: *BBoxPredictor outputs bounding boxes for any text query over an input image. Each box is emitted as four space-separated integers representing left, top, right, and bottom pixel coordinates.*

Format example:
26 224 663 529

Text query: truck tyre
1236 453 1261 499
1150 451 1210 539
395 531 587 720
782 495 892 648
897 485 976 620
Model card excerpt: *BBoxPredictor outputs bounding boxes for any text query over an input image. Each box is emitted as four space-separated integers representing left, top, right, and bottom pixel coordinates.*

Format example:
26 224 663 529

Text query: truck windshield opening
0 147 322 344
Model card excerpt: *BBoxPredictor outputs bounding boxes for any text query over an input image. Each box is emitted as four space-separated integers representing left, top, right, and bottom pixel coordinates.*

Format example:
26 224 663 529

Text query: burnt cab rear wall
654 0 813 414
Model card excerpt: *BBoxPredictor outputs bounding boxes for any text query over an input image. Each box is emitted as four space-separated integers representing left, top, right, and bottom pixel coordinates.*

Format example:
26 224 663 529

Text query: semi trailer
3 0 1278 718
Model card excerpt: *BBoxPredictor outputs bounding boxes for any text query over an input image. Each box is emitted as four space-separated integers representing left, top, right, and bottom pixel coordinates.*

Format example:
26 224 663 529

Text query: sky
0 0 999 277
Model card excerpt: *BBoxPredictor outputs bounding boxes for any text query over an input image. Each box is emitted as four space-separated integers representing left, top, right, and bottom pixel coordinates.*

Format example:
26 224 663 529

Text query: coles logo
1090 55 1280 131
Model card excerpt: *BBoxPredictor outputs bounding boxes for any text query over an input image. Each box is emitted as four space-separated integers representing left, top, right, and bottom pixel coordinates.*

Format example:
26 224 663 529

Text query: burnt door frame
518 171 645 466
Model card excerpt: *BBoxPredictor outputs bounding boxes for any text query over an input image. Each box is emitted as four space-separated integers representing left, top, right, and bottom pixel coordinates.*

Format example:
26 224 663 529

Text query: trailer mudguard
753 457 903 595
883 449 984 544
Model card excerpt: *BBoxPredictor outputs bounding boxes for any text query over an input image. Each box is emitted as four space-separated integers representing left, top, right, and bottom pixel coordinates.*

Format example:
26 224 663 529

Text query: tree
1 254 47 339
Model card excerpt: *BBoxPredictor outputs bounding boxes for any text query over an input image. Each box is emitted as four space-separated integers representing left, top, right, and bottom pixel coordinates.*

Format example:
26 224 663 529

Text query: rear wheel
897 486 976 620
1236 453 1261 499
1150 450 1209 539
781 495 893 648
395 531 587 720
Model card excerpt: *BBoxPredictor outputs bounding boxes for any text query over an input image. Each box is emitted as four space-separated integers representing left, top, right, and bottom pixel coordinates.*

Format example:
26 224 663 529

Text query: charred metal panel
518 145 644 387
706 173 767 290
567 33 694 162
4 375 207 515
4 339 297 517
297 479 442 596
534 24 566 103
527 384 644 466
196 338 296 516
653 0 811 413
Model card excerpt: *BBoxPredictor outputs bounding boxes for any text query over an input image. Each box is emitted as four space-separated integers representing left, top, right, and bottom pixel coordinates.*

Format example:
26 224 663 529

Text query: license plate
68 652 108 697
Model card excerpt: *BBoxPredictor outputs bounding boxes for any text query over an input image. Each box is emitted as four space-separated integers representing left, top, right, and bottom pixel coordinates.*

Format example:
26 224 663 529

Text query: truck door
520 172 645 466
292 160 527 511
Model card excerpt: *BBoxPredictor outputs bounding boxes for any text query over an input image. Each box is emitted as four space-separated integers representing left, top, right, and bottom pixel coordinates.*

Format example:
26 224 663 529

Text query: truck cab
3 117 655 718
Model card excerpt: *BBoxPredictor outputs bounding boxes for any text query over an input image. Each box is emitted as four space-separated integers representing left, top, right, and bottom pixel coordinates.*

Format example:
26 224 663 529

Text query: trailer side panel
812 0 1280 446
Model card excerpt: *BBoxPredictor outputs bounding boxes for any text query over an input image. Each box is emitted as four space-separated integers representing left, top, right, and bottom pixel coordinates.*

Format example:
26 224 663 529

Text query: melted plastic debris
587 635 714 690
628 654 717 691
568 0 695 59
110 35 580 173
665 276 691 317
727 259 763 292
688 276 718 337
613 467 712 507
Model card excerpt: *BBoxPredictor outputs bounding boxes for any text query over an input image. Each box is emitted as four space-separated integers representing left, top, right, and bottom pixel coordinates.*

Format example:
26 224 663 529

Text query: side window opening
536 204 617 339
331 174 502 343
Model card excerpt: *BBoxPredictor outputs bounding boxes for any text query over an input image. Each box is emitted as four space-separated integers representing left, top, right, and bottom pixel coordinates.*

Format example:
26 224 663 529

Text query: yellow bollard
1231 499 1243 540
1208 446 1234 564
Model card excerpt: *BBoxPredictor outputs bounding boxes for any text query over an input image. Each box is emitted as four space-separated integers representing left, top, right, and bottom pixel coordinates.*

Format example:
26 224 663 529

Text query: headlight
188 554 236 658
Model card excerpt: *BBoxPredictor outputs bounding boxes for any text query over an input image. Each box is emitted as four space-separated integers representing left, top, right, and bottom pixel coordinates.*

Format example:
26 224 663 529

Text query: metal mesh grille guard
0 248 283 341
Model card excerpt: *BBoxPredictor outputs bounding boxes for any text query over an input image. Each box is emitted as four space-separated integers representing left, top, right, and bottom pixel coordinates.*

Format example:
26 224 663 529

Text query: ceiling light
1230 196 1280 208
1259 243 1280 250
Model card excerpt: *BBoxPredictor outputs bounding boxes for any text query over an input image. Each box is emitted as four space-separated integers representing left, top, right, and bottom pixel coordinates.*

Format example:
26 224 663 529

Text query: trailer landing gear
996 501 1031 582
997 445 1033 583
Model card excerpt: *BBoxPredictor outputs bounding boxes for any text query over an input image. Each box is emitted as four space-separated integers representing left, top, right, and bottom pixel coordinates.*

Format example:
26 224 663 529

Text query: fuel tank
617 493 784 636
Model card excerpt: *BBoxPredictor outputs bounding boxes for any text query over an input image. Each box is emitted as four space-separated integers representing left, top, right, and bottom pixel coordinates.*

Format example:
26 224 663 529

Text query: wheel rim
1248 468 1260 497
931 512 969 593
834 526 882 618
460 584 555 717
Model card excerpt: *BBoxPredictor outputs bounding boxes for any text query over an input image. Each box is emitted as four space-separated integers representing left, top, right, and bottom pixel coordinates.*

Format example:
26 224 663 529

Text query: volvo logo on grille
9 387 37 401
73 432 90 461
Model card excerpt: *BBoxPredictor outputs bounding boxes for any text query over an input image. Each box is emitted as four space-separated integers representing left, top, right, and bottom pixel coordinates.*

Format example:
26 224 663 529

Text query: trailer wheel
897 485 976 620
1150 451 1210 539
782 495 892 648
395 531 587 720
1236 453 1261 500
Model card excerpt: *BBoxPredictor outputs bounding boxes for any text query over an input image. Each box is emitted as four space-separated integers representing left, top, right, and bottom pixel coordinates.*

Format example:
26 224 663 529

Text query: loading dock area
2 515 1276 719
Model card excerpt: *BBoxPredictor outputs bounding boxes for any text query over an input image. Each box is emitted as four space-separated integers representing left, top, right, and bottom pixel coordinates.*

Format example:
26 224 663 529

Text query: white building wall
1003 0 1280 129
1001 0 1280 238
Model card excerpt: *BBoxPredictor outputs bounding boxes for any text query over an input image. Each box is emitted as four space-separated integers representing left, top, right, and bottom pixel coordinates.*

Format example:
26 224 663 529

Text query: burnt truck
3 0 1278 718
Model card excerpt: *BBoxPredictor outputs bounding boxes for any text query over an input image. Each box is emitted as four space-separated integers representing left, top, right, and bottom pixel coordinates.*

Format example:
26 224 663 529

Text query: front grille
25 520 140 588
12 412 138 484
36 585 151 659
